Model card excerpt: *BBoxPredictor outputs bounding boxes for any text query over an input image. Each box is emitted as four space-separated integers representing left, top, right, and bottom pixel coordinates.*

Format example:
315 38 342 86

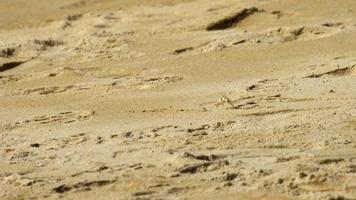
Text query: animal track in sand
0 111 95 132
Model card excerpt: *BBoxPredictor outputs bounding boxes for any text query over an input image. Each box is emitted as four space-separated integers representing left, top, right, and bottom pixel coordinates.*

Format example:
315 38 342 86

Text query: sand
1 0 356 199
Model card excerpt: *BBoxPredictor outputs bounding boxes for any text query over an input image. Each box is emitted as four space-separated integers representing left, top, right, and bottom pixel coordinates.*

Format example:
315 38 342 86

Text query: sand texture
1 0 356 199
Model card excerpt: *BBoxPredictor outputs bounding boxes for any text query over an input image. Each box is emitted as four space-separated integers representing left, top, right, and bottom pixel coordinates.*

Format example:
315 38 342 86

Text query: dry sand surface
1 0 356 199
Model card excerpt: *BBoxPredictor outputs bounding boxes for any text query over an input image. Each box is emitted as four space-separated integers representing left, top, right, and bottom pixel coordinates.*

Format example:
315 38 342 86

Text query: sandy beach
1 0 356 199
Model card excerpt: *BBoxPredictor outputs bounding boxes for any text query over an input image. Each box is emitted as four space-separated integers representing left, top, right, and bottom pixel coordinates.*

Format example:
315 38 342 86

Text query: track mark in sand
231 39 247 45
207 92 294 112
276 155 301 163
66 14 83 21
172 41 227 55
181 152 226 162
245 79 292 93
206 7 262 31
318 158 345 165
10 84 93 96
171 40 226 55
52 180 116 193
172 47 194 55
187 124 210 133
151 125 176 133
171 39 245 55
72 34 142 61
278 27 305 42
322 22 344 27
1 174 45 187
175 25 337 55
0 61 26 72
237 108 307 117
0 111 95 132
112 74 184 90
239 26 342 48
175 160 229 175
116 121 236 143
132 191 156 197
346 165 356 173
71 165 110 177
0 75 21 85
271 10 284 19
204 78 345 117
185 121 236 134
133 107 205 114
0 47 16 58
61 14 83 29
32 111 95 125
261 26 337 44
168 152 230 177
13 85 77 96
174 25 342 56
305 65 355 78
44 133 91 150
0 39 61 63
33 38 63 51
